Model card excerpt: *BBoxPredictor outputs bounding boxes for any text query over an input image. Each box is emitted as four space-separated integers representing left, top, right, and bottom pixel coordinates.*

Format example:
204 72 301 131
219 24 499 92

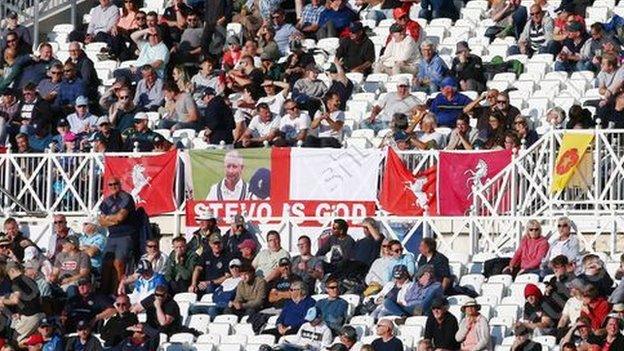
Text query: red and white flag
104 150 177 216
438 149 512 215
379 148 436 216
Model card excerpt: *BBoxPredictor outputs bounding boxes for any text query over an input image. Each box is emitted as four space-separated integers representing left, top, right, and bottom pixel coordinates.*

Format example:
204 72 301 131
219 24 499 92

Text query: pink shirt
117 11 139 31
461 321 480 351
510 235 549 270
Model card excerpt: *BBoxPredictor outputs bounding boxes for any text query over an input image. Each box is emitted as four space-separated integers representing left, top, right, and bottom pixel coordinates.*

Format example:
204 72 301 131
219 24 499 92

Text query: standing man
99 177 137 294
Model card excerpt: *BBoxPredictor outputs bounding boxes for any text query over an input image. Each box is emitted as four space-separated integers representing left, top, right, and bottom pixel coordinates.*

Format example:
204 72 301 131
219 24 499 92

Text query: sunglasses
326 285 339 290
108 182 120 186
558 224 569 227
119 96 130 100
154 293 165 298
528 228 540 231
146 244 157 248
289 288 300 292
497 100 508 104
54 221 66 224
381 245 389 248
77 105 87 108
51 71 62 75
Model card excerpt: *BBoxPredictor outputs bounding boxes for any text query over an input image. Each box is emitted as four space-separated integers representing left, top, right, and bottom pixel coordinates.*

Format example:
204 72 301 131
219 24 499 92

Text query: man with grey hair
206 150 250 201
362 76 421 133
66 41 99 100
372 319 403 350
265 279 316 339
414 40 449 93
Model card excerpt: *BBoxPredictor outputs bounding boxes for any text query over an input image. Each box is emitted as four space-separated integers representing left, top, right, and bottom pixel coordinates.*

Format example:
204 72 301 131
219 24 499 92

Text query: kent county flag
379 148 437 216
551 132 594 193
103 150 177 216
438 149 512 215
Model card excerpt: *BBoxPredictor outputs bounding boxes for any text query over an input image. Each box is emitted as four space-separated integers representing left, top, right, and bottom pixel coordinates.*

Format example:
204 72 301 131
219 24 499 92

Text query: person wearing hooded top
368 264 411 319
518 283 558 336
280 306 333 351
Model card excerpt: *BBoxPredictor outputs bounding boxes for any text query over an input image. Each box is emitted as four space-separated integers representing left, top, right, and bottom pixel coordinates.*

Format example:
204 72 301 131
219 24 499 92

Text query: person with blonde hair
503 219 549 276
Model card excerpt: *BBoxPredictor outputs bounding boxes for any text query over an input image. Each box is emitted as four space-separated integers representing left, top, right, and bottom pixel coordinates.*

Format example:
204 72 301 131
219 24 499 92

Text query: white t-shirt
290 322 333 351
258 93 286 116
312 110 345 141
561 296 583 326
415 131 447 149
67 113 99 134
247 115 281 138
279 112 311 140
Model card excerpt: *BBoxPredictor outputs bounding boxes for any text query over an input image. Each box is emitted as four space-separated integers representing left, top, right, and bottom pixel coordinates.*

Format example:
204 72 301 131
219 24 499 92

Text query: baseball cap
88 132 106 143
39 317 53 327
430 296 449 310
415 264 435 278
339 326 357 341
64 235 79 247
279 257 291 266
97 116 111 126
64 132 77 142
25 333 44 346
57 118 69 127
7 11 18 20
199 86 216 97
441 77 457 89
238 239 257 251
393 7 408 19
136 259 153 274
456 41 470 53
75 96 88 106
76 320 90 330
227 36 240 46
208 233 222 244
349 21 363 33
304 306 322 321
229 259 242 267
234 214 245 226
567 21 583 32
305 63 321 72
392 264 409 278
77 277 91 286
195 209 216 221
134 112 149 121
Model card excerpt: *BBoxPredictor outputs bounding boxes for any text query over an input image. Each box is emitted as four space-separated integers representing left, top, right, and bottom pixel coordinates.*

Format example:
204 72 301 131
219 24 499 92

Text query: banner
186 148 382 224
379 148 436 215
551 132 594 193
103 150 177 216
438 149 512 216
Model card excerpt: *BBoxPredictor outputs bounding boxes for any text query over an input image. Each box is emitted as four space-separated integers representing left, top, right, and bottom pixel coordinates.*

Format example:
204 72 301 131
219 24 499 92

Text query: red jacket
385 20 421 45
510 235 549 270
581 297 611 331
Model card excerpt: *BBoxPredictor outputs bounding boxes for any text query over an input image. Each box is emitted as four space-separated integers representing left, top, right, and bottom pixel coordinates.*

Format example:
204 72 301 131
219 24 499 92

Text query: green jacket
164 252 199 282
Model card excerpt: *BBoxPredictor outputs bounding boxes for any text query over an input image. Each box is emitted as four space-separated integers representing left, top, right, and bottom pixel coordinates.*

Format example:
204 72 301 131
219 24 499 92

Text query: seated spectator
275 100 310 146
99 76 131 111
133 65 165 112
578 23 608 72
519 283 557 336
271 9 300 55
365 238 393 294
100 294 139 349
67 96 98 136
363 77 421 133
283 41 315 84
35 318 63 351
542 217 580 270
464 89 513 131
187 210 220 256
386 240 416 280
28 124 54 152
430 77 472 128
513 115 539 148
325 61 353 110
546 107 567 129
122 112 165 151
19 83 54 135
190 233 233 295
291 235 324 296
316 219 355 266
338 326 363 351
124 259 167 304
66 42 99 101
266 280 317 338
597 53 619 98
253 230 290 280
50 236 91 297
503 220 549 276
336 22 375 75
305 93 345 148
512 325 542 351
455 299 491 350
140 239 168 276
90 117 123 152
36 63 63 107
579 284 610 333
424 297 460 350
485 0 527 43
108 87 138 133
557 278 586 332
547 255 575 300
131 285 183 337
353 218 383 269
226 263 267 317
419 0 458 21
296 0 326 38
508 5 555 57
451 41 486 92
372 319 404 351
385 265 442 317
316 276 348 334
2 260 44 344
17 42 61 90
446 113 478 150
257 26 281 63
63 278 114 332
391 8 421 43
280 306 333 351
172 65 193 93
197 87 234 145
238 103 281 148
414 41 449 93
1 12 32 50
164 236 199 294
116 0 141 33
410 112 446 150
375 23 418 75
222 215 259 257
222 36 243 71
267 258 301 308
161 0 191 43
599 315 624 350
242 39 261 65
69 0 120 51
258 80 290 115
368 264 411 318
192 58 224 94
577 254 613 298
417 238 452 292
227 55 265 92
316 0 356 40
65 320 103 350
158 80 199 131
478 111 508 150
293 64 328 116
14 133 32 153
123 26 170 80
197 259 243 320
555 21 589 73
77 217 106 274
560 316 601 349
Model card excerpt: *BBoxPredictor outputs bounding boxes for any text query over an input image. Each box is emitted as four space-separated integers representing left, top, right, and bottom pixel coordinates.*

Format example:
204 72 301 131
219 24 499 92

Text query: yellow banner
551 132 594 193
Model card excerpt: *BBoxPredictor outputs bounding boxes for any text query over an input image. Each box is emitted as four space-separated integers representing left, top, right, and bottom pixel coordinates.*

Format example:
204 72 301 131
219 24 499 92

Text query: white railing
4 128 624 255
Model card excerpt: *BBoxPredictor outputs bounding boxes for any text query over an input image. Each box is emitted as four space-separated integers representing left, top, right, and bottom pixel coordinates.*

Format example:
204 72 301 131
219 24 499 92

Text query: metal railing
3 128 624 255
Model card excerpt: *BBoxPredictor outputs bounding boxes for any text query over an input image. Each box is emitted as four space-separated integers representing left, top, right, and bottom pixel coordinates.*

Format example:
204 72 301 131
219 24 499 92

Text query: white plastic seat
531 54 554 64
197 334 221 344
118 60 138 69
459 273 486 293
172 129 197 139
345 137 372 149
486 80 510 92
490 325 507 346
161 343 190 351
525 62 548 77
398 325 423 338
544 71 568 82
378 18 395 27
514 273 540 284
405 315 428 328
449 305 463 322
213 314 239 326
586 6 609 22
187 314 211 333
476 294 499 307
169 333 195 343
196 344 215 351
495 305 520 323
248 334 276 345
346 100 370 115
481 282 505 301
350 315 375 328
221 335 246 345
94 60 118 70
234 323 255 336
209 323 231 337
317 38 340 55
448 295 473 306
493 73 517 84
345 72 364 86
351 129 375 140
533 335 556 348
449 262 465 280
365 73 389 83
217 344 242 351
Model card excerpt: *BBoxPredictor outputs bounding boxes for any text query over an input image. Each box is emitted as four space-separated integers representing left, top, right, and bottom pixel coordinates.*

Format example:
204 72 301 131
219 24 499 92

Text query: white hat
396 76 410 87
195 209 216 221
134 112 149 121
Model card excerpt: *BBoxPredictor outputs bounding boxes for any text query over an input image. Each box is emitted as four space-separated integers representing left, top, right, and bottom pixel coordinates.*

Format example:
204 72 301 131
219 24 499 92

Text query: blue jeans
383 298 418 317
366 9 394 24
360 119 389 134
555 60 589 73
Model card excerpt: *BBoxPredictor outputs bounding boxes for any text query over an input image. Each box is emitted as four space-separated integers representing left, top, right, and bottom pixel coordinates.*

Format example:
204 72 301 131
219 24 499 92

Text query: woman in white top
542 216 580 270
411 112 447 150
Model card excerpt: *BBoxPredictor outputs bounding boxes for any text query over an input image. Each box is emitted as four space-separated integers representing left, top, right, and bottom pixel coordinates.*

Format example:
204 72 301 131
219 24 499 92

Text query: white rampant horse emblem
130 164 151 203
405 177 429 209
465 159 488 199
